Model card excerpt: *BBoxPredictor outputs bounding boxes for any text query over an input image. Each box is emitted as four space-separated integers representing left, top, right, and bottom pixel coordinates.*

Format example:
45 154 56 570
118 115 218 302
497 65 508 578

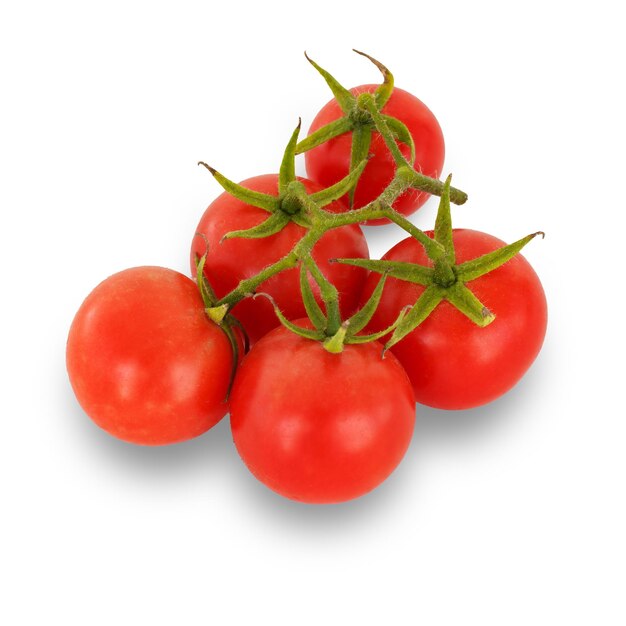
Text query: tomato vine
195 50 542 356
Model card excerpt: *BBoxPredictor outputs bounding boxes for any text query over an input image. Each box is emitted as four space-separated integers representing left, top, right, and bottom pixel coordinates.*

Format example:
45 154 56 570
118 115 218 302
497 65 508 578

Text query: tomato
361 230 547 409
66 266 234 445
230 322 416 503
305 85 445 224
191 174 369 345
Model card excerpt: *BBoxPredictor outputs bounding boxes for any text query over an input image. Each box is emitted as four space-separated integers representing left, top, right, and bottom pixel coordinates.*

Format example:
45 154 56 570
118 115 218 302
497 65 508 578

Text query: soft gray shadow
227 448 411 530
62 374 235 477
226 356 552 528
360 224 402 257
412 356 548 446
61 347 552 527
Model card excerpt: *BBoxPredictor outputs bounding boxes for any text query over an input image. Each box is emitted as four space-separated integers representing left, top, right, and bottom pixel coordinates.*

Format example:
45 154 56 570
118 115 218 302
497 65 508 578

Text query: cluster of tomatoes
67 51 547 504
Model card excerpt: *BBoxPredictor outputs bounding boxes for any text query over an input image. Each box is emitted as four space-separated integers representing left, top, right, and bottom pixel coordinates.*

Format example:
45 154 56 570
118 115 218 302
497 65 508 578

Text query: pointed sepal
445 283 495 327
222 211 290 241
303 257 341 334
384 286 444 351
299 263 327 333
331 257 434 286
252 293 324 341
434 175 455 262
309 158 368 208
279 120 301 193
295 117 353 155
304 51 355 114
198 162 279 213
352 49 394 109
346 274 387 335
382 115 416 164
455 232 545 283
194 247 218 308
349 305 412 346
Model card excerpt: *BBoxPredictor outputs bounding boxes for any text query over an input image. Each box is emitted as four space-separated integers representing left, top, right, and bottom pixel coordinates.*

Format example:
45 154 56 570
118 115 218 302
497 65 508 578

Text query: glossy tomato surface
191 174 369 345
67 266 234 445
230 323 416 504
305 85 445 224
362 230 547 409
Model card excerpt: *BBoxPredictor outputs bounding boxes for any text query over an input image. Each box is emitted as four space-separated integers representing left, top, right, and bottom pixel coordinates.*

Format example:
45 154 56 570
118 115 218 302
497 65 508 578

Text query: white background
1 1 624 624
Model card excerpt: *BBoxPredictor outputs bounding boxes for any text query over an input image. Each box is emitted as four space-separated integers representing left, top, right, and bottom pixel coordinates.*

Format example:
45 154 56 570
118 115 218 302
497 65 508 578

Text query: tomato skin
66 267 233 445
191 174 369 345
230 323 416 504
305 85 445 224
361 230 548 410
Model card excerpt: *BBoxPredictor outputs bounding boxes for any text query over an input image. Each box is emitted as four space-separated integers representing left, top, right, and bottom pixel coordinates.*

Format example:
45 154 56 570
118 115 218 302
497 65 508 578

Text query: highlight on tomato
229 322 416 504
66 266 236 445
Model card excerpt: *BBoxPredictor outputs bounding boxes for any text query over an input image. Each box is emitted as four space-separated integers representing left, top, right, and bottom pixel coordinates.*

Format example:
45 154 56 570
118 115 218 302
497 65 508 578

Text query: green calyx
294 49 468 207
334 176 544 351
254 261 407 355
198 119 366 240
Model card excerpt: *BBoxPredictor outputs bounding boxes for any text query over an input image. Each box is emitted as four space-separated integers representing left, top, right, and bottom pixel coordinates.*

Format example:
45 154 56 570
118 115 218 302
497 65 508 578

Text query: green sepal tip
455 232 545 283
309 158 368 208
299 263 327 333
198 162 278 213
222 211 290 242
345 273 387 335
304 51 355 114
279 119 301 193
351 49 394 109
384 286 443 351
253 292 324 341
331 257 434 287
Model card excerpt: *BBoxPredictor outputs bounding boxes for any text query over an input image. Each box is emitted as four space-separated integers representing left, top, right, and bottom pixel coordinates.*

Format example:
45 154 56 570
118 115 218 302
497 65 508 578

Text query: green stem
215 248 302 307
211 168 453 312
323 192 445 261
409 169 467 205
323 322 349 354
432 260 456 288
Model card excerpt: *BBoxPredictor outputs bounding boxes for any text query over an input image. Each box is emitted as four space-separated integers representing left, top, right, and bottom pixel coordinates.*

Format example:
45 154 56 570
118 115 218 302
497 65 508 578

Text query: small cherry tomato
361 230 548 409
230 322 416 503
305 85 445 223
67 266 234 445
191 174 369 345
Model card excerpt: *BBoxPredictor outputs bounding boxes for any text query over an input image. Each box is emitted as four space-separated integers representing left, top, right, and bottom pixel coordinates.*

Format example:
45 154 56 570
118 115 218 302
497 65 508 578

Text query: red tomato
305 85 445 224
361 230 547 409
66 266 234 445
230 322 416 503
191 174 369 345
